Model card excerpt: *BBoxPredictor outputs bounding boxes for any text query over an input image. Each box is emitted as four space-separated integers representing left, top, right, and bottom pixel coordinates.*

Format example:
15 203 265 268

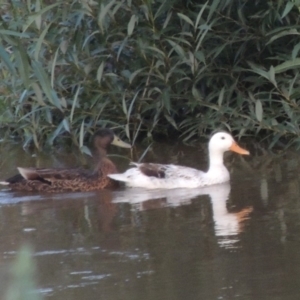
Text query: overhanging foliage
1 0 300 149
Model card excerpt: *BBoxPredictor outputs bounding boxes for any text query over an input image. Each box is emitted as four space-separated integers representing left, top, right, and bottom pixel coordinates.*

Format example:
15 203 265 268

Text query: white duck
108 132 249 189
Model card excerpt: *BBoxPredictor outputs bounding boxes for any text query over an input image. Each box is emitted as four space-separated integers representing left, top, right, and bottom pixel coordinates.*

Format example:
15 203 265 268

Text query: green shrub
1 0 300 149
5 245 42 300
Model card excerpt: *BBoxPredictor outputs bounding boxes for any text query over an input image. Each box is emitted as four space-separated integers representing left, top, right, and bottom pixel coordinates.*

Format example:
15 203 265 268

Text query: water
0 141 300 299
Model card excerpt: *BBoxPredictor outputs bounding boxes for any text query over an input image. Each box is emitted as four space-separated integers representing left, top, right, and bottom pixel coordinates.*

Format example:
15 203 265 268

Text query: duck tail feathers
108 174 129 182
0 181 9 185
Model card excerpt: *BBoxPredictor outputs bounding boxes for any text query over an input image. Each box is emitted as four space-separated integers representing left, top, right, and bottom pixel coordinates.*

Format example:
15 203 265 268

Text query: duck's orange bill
230 142 250 155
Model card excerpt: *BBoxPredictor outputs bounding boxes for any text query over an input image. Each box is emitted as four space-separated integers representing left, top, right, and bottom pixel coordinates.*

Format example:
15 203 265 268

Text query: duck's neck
201 148 230 185
207 149 226 171
93 147 107 160
93 147 117 174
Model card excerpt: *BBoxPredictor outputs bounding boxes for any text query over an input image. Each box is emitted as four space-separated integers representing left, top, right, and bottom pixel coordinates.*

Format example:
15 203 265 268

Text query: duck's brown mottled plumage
0 129 131 193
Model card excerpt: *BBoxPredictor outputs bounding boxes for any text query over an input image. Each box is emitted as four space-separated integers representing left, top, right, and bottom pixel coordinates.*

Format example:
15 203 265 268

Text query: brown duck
0 129 131 193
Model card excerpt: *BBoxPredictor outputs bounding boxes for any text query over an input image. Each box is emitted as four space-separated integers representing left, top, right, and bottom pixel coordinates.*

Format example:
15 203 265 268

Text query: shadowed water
0 141 300 299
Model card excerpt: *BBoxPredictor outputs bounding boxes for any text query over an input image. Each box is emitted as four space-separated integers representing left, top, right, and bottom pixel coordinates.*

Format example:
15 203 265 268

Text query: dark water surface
0 141 300 300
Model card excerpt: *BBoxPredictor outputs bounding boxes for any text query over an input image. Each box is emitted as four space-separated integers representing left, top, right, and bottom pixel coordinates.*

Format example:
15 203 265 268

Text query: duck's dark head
93 129 131 150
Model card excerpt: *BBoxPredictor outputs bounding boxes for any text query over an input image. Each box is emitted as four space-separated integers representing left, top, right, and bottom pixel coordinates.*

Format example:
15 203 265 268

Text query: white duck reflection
112 183 252 248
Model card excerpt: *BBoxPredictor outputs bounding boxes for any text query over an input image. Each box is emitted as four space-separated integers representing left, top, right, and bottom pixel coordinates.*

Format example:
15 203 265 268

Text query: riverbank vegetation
1 0 300 150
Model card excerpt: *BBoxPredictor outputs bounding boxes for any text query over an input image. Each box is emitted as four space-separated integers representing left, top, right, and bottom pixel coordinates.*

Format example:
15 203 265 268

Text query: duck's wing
17 167 89 184
0 166 116 192
132 163 203 179
133 163 168 178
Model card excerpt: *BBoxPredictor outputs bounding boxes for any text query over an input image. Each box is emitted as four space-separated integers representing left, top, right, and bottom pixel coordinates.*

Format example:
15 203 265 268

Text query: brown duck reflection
7 189 118 234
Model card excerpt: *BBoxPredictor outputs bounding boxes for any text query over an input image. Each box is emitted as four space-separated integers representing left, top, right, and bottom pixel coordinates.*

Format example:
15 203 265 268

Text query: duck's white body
108 132 249 189
109 163 230 189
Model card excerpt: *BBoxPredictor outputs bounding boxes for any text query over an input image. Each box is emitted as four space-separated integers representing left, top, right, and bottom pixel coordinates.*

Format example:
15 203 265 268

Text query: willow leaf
281 1 295 19
97 61 105 84
23 2 61 32
14 44 30 88
177 13 194 26
31 82 46 106
292 42 300 60
218 87 225 106
98 0 116 33
255 100 263 122
247 62 269 80
274 58 300 73
0 30 30 38
127 15 137 36
34 22 52 61
207 0 220 21
195 2 208 29
266 29 299 45
0 45 16 75
32 61 62 110
70 85 81 122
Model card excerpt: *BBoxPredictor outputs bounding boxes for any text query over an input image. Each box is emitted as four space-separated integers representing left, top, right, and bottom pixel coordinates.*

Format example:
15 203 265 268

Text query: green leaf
32 61 62 110
207 0 220 21
23 2 62 34
79 120 85 148
34 22 52 61
132 121 142 145
164 113 178 129
0 30 30 38
0 45 16 75
51 48 59 88
274 58 300 73
81 145 92 156
162 88 171 113
163 11 172 29
63 118 70 132
35 0 42 30
292 42 300 60
192 85 202 100
255 100 263 122
268 66 277 87
288 72 298 96
48 120 65 145
97 61 105 84
129 67 147 84
31 82 46 106
14 44 30 88
140 5 149 21
137 143 152 163
195 23 211 51
70 85 81 122
122 94 127 115
177 13 194 26
59 40 69 54
125 123 130 140
127 90 140 122
146 46 166 58
127 15 137 36
266 29 299 45
281 1 295 19
117 36 128 61
22 2 61 32
194 51 206 64
195 2 208 29
166 39 186 59
218 87 225 106
98 0 116 33
247 62 269 80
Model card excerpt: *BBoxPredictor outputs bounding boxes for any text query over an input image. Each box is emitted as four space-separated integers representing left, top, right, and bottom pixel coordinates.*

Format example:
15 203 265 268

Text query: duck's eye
221 136 225 140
